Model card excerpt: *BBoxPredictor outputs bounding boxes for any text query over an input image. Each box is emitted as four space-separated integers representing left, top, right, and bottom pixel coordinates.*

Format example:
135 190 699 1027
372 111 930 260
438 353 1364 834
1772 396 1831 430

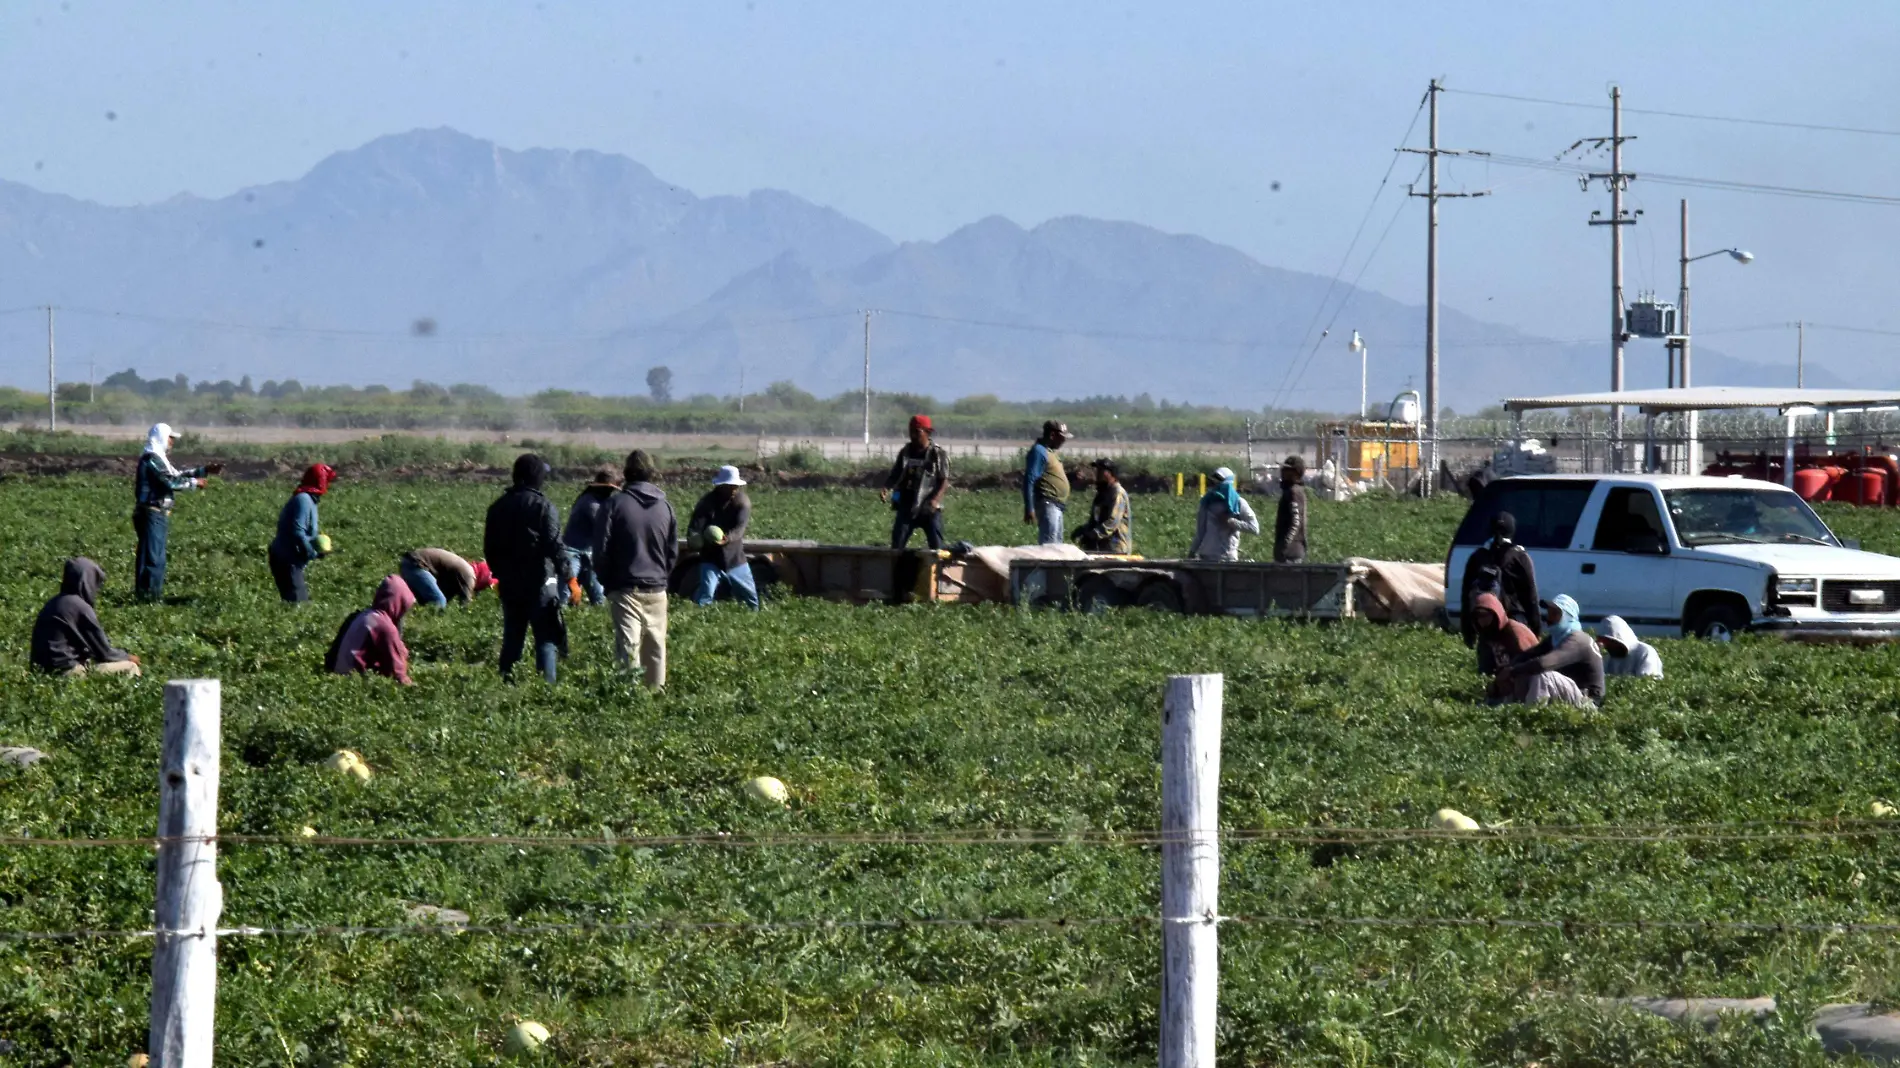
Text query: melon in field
323 750 372 782
1874 801 1897 818
316 533 334 554
504 1020 550 1056
1432 808 1480 832
127 1055 149 1068
743 775 789 806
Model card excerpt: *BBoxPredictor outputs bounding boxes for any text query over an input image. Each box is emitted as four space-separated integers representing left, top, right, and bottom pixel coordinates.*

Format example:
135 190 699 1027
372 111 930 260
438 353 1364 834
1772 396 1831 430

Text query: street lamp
1677 199 1753 473
1349 331 1367 420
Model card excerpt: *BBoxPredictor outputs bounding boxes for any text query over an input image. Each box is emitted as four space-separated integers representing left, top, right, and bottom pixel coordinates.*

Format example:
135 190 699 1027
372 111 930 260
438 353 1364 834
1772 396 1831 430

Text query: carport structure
1500 386 1900 484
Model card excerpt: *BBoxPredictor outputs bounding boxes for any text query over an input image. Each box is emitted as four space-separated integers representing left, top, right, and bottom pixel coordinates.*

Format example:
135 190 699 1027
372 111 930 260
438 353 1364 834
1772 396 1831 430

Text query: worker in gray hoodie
1597 616 1664 678
595 449 678 689
31 558 140 676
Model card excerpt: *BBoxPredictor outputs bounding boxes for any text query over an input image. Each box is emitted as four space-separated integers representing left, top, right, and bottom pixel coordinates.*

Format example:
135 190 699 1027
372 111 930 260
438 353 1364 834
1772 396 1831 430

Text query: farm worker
483 454 571 684
596 449 678 689
1471 591 1536 699
1022 420 1072 544
563 467 620 606
1274 455 1309 563
883 414 950 550
132 423 224 602
687 465 760 610
1597 615 1664 678
398 548 495 608
1459 511 1540 648
1189 466 1260 562
1074 457 1131 554
30 558 140 677
325 575 415 684
1498 595 1604 708
267 463 337 603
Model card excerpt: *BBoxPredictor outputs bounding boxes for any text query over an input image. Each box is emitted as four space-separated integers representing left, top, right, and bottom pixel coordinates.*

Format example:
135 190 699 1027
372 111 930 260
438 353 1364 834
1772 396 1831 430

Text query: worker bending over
399 547 494 608
1497 595 1604 708
268 464 337 603
687 466 759 610
326 575 415 684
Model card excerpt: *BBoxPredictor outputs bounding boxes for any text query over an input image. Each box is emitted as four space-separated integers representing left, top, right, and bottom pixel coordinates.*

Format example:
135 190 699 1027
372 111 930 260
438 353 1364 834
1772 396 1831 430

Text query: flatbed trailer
669 539 952 605
1008 556 1364 619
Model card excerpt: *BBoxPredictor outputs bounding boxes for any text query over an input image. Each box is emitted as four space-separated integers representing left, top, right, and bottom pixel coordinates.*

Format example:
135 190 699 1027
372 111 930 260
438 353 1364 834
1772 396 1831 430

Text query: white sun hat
713 465 747 487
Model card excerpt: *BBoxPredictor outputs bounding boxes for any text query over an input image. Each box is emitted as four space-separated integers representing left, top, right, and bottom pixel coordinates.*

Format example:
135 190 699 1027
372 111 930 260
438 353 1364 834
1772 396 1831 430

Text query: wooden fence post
151 679 222 1067
1161 674 1222 1068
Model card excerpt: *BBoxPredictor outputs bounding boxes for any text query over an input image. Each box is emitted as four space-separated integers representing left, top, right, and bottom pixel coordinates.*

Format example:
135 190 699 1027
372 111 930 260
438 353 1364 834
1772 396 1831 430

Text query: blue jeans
1035 499 1065 545
399 558 447 608
134 508 169 602
693 561 761 609
891 510 945 550
500 593 566 683
565 547 605 605
268 547 309 603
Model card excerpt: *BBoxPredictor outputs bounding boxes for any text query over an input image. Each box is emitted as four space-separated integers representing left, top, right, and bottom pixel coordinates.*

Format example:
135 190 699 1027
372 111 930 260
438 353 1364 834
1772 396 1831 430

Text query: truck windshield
1663 487 1838 547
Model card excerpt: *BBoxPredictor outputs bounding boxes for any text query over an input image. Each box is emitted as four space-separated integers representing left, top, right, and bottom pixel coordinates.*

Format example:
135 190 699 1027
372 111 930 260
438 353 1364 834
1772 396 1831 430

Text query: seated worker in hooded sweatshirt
325 575 416 685
1597 615 1664 678
31 558 141 677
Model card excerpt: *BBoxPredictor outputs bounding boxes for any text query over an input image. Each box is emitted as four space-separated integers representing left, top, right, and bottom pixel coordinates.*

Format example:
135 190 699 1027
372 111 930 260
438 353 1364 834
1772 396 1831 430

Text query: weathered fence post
1161 673 1222 1068
151 679 222 1067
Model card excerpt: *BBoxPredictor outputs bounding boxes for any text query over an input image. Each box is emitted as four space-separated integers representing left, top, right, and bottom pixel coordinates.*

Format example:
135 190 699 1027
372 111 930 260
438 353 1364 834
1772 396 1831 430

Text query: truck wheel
1135 579 1187 614
1076 576 1131 614
1687 601 1748 642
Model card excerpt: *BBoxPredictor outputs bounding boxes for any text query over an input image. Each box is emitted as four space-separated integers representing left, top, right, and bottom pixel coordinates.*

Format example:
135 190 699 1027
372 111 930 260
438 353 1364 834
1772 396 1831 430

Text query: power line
1447 86 1900 140
1483 154 1900 207
1266 90 1431 411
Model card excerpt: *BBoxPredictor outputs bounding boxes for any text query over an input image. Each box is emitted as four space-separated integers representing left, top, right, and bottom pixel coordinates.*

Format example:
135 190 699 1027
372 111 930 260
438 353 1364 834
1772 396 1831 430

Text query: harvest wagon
668 538 1445 623
1009 556 1361 618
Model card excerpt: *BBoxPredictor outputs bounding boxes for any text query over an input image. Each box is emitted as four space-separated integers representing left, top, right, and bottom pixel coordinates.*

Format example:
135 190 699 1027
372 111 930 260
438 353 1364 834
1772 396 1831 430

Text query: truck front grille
1821 580 1900 613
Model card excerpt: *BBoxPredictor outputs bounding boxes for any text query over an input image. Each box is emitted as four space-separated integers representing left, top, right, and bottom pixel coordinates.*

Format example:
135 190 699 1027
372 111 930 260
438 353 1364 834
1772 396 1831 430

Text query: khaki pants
608 589 668 690
64 660 142 678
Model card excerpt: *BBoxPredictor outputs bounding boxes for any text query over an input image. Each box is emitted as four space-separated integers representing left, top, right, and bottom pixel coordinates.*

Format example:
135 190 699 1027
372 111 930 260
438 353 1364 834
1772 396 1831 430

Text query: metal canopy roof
1501 386 1900 415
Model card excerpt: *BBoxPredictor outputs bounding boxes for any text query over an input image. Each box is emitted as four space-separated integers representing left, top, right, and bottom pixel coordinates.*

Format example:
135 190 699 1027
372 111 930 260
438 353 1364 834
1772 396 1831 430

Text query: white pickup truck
1445 474 1900 641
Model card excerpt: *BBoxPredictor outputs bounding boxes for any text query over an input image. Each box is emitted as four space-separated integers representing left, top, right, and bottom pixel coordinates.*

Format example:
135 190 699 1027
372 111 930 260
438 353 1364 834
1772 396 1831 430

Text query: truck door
1572 484 1679 633
1447 479 1597 631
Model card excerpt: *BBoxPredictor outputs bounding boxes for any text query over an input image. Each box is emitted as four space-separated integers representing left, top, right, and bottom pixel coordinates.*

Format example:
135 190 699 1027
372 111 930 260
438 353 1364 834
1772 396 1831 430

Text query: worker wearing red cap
882 414 951 549
268 463 337 603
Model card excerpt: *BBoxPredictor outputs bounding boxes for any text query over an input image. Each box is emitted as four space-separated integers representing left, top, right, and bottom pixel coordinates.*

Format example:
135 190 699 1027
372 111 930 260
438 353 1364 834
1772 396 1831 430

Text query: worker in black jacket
483 454 570 683
1460 511 1540 670
31 558 140 676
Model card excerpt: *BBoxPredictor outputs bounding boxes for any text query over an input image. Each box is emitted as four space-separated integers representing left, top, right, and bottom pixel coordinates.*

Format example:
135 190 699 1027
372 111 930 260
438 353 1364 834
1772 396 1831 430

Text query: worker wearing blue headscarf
1190 466 1260 562
1499 594 1604 708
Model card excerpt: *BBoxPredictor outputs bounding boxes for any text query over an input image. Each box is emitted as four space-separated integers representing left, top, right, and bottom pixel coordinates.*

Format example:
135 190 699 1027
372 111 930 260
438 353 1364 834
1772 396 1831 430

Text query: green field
5 475 1900 1065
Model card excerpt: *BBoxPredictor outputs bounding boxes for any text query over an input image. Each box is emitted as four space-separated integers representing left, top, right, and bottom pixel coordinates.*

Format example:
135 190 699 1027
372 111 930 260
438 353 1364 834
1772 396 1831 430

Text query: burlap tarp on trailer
937 544 1092 604
1345 558 1446 623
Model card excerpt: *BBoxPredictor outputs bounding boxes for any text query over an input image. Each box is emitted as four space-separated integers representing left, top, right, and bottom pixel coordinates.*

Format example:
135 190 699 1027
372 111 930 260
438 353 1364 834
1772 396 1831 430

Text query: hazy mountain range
0 127 1839 412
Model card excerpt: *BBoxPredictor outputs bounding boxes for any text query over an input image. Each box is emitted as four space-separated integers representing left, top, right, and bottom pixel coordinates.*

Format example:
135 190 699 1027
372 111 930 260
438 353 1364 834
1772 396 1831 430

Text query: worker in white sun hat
1189 465 1260 562
686 465 760 610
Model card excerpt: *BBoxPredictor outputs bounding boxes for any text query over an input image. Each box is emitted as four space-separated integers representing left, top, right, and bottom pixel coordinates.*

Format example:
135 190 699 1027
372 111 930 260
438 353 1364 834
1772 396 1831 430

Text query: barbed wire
8 911 1900 945
10 817 1900 851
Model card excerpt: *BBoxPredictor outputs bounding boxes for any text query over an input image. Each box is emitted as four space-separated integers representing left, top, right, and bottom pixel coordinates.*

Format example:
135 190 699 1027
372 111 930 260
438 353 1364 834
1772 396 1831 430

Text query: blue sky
4 0 1899 383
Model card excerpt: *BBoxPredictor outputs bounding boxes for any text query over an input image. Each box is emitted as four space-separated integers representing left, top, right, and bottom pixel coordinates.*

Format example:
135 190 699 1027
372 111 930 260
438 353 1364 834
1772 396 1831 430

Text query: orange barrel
1860 469 1887 508
1793 467 1831 501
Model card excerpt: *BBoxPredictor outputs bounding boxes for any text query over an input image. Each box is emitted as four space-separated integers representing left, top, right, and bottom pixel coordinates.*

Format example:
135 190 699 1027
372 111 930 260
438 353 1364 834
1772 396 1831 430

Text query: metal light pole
1677 198 1753 474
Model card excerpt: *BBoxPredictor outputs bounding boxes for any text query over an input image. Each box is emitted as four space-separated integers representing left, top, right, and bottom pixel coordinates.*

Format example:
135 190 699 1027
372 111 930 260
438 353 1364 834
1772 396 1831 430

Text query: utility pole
737 364 745 415
45 305 56 431
861 310 872 446
1401 80 1490 494
1797 320 1806 388
1583 86 1636 471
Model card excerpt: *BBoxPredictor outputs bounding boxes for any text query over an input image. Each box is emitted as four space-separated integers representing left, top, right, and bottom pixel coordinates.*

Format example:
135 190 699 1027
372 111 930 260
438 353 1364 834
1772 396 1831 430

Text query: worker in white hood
1596 615 1664 678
